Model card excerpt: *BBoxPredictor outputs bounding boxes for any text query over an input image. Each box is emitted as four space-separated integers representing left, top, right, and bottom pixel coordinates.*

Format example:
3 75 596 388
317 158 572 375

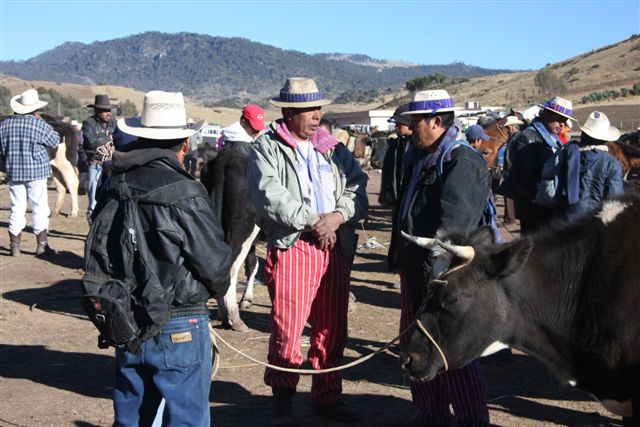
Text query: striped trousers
264 237 351 405
400 273 490 426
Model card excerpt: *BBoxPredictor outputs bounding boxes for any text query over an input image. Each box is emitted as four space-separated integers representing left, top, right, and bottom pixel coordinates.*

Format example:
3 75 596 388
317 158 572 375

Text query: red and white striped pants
400 272 490 426
264 237 351 405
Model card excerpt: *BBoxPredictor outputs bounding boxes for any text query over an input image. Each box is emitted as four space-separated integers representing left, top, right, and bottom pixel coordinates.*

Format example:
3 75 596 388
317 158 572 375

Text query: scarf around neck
275 120 339 154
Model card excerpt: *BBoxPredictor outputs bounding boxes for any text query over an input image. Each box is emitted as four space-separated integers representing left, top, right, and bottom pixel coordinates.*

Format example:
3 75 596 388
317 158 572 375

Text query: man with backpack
500 96 576 234
84 90 232 426
388 90 491 426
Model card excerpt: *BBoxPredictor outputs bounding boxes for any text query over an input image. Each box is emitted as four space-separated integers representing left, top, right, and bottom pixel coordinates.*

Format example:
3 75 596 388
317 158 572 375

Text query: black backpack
81 173 169 354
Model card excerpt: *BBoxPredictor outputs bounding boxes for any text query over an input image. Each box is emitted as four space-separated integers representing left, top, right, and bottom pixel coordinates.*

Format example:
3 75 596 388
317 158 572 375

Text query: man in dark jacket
379 104 412 207
83 94 117 222
501 96 575 234
99 90 232 426
388 90 491 426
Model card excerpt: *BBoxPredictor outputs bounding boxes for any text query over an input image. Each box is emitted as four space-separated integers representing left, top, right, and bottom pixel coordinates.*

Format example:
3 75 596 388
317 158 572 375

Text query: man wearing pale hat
247 77 368 425
0 89 59 256
387 89 491 426
379 103 412 207
82 94 117 222
95 91 232 426
556 111 623 221
501 96 576 234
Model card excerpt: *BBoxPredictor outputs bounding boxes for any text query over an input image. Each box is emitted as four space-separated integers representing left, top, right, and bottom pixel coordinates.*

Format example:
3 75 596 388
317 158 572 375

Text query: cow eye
440 294 459 310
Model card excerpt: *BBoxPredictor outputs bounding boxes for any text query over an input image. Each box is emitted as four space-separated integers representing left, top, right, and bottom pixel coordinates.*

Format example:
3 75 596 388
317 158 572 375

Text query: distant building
324 109 395 132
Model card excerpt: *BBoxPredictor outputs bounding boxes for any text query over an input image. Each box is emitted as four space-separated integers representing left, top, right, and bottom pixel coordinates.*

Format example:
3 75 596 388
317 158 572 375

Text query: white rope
210 322 413 375
414 318 449 372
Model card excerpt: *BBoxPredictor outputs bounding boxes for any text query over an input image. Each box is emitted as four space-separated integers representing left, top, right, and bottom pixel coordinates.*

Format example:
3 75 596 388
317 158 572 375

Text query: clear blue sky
1 0 638 70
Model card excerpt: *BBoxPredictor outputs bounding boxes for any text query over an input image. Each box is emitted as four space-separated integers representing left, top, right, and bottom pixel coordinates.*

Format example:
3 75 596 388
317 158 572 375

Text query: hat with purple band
270 77 332 108
401 89 459 116
539 96 575 121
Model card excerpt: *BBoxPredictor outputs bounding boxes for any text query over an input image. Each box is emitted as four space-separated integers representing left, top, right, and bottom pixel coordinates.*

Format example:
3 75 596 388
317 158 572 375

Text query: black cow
400 196 640 425
201 148 260 332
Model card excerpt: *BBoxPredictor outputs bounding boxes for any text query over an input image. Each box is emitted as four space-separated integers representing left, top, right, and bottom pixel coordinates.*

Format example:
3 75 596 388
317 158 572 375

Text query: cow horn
436 240 475 262
401 231 438 248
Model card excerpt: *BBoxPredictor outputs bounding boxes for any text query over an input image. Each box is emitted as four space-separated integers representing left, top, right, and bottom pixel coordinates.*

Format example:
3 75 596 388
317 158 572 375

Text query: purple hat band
408 98 455 114
279 90 324 103
544 101 573 116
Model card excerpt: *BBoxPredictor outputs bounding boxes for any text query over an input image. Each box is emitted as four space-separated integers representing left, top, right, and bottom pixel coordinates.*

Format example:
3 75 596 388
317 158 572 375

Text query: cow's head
399 227 533 381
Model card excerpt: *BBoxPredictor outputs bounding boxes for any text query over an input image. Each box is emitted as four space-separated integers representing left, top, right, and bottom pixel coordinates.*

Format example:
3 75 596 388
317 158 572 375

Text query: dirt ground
0 171 625 427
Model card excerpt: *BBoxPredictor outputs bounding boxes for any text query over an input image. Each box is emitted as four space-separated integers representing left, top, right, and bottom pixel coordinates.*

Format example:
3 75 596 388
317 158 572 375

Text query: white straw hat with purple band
270 77 332 108
401 90 459 115
539 96 576 121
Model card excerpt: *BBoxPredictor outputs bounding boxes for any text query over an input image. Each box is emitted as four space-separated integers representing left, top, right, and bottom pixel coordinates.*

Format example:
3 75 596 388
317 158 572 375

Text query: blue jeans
87 162 103 221
113 315 212 427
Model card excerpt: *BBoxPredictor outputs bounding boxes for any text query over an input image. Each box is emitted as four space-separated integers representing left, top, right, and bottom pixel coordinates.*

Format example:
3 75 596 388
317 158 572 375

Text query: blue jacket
558 145 624 221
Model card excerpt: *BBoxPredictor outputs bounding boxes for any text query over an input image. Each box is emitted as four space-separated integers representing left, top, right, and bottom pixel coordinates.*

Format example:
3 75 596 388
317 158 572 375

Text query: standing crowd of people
0 77 630 426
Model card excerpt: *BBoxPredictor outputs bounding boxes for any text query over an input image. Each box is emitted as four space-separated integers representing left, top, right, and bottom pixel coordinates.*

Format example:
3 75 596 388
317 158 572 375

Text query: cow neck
498 249 578 378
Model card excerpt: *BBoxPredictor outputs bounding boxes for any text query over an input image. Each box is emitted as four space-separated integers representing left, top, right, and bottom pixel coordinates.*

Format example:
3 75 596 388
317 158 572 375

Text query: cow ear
489 237 533 278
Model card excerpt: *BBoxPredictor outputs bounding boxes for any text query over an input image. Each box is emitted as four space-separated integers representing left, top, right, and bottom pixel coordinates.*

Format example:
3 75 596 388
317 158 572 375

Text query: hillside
0 32 511 103
380 36 640 110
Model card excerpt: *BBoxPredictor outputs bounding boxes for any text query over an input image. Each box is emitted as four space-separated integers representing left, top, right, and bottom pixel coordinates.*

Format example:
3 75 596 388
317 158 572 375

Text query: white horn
401 231 438 249
436 240 475 262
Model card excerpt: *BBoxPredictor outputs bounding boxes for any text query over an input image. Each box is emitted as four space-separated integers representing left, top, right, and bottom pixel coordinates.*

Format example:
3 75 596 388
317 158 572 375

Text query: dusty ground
0 171 625 427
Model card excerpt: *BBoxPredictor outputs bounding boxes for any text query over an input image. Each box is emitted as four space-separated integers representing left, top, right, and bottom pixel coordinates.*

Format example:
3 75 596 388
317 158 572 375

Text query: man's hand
311 212 344 240
316 232 337 251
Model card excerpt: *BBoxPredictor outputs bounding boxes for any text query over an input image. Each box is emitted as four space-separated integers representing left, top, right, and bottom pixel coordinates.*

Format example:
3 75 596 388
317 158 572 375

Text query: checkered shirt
0 114 59 181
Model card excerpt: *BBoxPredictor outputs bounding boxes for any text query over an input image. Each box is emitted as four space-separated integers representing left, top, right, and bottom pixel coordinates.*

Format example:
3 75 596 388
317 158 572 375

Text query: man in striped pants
248 77 368 427
388 90 491 426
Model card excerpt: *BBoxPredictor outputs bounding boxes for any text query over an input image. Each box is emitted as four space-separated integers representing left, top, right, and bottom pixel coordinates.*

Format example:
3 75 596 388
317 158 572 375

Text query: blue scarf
400 126 459 221
532 118 562 151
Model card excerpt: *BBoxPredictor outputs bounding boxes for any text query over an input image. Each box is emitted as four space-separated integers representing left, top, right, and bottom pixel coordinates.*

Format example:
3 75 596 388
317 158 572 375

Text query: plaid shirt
0 114 59 181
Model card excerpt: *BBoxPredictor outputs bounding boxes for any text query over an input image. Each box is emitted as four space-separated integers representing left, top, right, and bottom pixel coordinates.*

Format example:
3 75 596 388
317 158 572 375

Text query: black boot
271 387 294 426
9 232 21 257
36 230 55 257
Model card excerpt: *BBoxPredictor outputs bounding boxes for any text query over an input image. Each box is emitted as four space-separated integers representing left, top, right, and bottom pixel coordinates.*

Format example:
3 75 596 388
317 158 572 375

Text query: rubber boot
36 230 55 257
9 232 21 257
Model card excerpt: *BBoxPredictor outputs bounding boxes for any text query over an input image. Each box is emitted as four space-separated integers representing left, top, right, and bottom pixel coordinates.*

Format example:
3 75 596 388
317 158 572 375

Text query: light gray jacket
248 121 368 258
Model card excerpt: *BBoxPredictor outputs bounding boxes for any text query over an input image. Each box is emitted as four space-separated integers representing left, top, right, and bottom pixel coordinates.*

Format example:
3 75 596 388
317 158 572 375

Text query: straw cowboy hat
117 91 204 140
501 116 524 128
270 77 332 108
539 96 575 121
580 111 620 142
401 89 459 115
87 94 116 110
10 89 48 114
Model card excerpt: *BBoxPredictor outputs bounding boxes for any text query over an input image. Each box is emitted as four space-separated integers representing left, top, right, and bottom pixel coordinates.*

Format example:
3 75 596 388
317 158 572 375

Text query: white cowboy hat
401 90 459 115
501 116 524 128
539 96 576 121
270 77 332 108
580 111 620 142
10 89 48 114
117 91 204 140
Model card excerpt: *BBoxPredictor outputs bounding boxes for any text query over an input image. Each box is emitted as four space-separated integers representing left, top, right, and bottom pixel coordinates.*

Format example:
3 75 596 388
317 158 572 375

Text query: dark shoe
9 232 21 257
35 230 55 257
271 387 294 426
312 399 360 424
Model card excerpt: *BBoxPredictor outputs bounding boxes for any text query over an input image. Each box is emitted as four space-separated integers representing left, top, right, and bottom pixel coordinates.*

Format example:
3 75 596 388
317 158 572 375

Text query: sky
0 0 639 70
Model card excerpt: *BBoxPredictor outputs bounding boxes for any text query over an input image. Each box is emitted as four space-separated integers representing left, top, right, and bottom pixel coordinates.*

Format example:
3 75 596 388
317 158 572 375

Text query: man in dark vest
82 94 116 222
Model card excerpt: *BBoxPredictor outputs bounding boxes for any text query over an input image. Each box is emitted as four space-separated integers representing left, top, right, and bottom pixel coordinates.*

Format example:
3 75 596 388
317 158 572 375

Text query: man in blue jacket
388 90 491 426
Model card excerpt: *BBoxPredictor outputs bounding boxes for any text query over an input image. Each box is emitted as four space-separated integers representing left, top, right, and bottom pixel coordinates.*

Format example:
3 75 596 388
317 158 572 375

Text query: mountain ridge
0 31 513 102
